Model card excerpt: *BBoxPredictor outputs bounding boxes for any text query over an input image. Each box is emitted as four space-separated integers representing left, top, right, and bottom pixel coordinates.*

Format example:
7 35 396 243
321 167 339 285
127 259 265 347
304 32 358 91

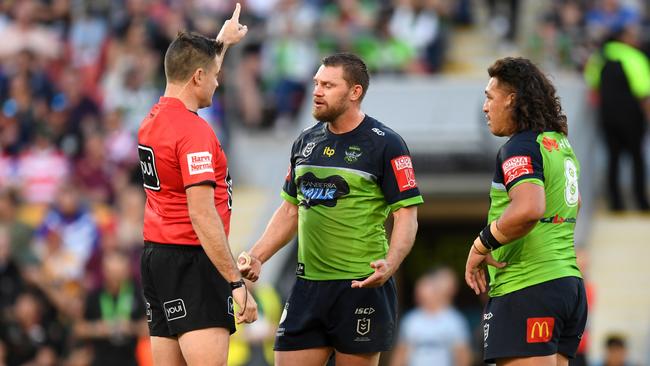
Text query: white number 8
564 159 579 207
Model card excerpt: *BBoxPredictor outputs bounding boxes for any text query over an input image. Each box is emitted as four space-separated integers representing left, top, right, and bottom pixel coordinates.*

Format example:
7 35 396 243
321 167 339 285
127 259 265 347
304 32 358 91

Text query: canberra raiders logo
297 173 349 208
344 145 362 164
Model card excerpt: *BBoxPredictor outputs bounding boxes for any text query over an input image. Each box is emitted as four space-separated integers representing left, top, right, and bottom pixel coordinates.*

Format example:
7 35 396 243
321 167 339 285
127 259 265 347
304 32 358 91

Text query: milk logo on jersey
163 299 187 321
138 145 160 191
391 155 417 192
302 142 316 157
502 155 533 185
344 146 362 164
356 318 371 336
187 151 213 175
297 173 350 208
371 127 385 136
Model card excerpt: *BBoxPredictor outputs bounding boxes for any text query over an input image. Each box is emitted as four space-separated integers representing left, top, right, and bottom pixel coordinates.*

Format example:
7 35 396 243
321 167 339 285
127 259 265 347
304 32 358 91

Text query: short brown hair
164 32 224 83
322 53 370 101
488 57 568 135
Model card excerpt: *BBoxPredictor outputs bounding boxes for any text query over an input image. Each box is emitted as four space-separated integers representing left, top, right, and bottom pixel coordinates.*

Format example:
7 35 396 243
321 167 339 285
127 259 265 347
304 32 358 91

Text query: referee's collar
158 97 187 110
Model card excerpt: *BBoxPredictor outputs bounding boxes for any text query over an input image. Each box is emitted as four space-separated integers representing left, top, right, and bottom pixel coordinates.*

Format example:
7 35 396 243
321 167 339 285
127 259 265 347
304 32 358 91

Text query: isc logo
354 307 375 315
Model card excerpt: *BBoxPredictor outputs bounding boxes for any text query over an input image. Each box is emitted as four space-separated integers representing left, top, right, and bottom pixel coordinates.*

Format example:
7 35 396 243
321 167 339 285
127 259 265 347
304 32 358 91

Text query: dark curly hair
488 57 568 135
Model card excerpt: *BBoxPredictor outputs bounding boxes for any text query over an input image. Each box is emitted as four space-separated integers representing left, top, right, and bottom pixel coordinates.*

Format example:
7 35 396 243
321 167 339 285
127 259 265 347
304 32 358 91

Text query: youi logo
163 299 187 321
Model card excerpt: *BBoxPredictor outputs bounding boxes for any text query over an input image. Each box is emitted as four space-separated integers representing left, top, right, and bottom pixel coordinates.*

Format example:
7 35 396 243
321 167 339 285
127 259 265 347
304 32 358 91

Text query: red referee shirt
138 97 232 245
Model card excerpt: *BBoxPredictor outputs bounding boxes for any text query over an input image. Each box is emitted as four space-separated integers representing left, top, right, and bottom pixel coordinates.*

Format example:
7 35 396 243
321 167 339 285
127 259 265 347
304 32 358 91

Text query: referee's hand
232 286 258 324
217 3 248 46
465 237 506 295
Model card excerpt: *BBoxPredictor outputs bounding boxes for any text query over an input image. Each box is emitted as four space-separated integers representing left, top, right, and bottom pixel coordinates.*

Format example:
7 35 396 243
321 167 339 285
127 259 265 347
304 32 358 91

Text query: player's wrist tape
230 278 245 290
479 224 503 251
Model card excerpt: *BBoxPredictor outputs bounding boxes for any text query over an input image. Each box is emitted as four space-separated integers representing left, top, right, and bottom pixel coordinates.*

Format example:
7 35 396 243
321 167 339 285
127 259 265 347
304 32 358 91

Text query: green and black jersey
487 130 582 297
282 115 423 281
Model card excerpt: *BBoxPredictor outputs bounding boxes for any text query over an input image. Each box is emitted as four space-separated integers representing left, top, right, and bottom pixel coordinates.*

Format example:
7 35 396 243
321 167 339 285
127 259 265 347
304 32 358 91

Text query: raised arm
214 3 248 71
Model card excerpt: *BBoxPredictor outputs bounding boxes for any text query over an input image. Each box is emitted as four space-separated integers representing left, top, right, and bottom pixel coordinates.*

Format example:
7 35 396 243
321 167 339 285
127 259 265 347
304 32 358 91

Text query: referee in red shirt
137 4 257 365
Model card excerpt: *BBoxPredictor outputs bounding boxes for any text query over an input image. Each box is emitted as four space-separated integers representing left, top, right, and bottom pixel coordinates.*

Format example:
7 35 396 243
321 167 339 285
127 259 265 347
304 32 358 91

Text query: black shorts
140 242 235 337
483 276 588 363
274 277 398 354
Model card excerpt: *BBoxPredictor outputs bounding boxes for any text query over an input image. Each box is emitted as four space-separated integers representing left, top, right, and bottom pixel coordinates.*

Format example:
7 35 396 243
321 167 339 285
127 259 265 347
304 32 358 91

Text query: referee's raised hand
217 3 248 46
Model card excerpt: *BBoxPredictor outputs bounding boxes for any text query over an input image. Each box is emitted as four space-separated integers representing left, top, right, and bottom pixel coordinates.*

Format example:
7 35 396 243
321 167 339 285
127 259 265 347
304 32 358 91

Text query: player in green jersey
239 53 423 366
465 57 587 365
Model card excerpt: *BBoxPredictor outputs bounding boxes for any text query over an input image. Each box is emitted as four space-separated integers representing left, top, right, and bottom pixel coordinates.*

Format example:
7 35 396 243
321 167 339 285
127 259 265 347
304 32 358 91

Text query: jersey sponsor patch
297 173 350 208
391 155 417 192
502 155 533 185
526 317 554 343
542 137 560 152
138 145 160 191
187 151 214 175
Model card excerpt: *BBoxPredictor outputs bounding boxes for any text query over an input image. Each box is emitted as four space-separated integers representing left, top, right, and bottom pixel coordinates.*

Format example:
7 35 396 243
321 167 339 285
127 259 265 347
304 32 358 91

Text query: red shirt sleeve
176 124 218 189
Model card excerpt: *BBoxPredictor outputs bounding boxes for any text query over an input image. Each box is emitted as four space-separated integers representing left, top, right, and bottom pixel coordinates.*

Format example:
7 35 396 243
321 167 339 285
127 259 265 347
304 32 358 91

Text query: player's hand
237 251 262 282
232 285 258 324
216 3 248 46
350 259 392 288
465 237 506 295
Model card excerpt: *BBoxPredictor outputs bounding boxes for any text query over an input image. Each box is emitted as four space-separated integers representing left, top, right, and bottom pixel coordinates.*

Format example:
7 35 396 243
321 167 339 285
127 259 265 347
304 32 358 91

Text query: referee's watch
230 278 245 290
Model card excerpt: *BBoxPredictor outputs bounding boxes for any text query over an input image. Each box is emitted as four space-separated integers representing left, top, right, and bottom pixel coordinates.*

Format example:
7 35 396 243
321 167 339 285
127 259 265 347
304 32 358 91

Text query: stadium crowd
0 0 648 365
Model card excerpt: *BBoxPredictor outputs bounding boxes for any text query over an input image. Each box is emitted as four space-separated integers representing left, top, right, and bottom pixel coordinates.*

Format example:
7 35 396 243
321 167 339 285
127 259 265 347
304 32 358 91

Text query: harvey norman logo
187 152 213 175
526 317 554 343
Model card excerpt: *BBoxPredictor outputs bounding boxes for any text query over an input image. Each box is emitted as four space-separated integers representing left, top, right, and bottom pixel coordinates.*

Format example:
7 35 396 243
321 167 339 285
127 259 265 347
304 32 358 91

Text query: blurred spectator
75 250 146 366
390 267 471 366
0 291 66 365
389 0 450 73
2 73 41 155
53 68 101 157
263 0 319 126
486 0 520 44
584 23 650 211
0 188 35 266
0 225 25 316
0 0 63 61
74 132 115 205
235 43 268 128
585 0 641 45
527 1 588 70
597 334 632 366
15 126 69 204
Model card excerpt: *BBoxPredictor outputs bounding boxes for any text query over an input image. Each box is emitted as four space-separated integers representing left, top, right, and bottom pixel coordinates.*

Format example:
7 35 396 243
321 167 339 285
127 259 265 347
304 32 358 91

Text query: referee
137 4 257 366
465 57 587 365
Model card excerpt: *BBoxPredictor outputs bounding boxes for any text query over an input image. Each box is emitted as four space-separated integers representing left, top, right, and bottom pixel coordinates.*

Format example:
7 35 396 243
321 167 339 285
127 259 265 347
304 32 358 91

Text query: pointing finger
231 2 241 22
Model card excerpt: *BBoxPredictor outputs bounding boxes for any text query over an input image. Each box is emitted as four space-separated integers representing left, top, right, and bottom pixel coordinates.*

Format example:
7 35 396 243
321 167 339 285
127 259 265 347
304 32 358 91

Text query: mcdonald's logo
526 317 554 343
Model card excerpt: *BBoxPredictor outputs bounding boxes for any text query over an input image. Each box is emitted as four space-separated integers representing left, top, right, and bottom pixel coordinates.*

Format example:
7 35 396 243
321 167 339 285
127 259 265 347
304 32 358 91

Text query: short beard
312 99 347 123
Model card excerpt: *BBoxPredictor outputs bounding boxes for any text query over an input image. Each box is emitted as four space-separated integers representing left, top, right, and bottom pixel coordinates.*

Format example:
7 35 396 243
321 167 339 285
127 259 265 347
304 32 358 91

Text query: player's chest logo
297 173 349 208
302 142 316 157
344 145 363 164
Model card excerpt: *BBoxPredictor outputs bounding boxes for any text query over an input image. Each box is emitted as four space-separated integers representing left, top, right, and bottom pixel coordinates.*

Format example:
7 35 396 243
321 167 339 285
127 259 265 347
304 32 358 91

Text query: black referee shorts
140 242 235 337
275 277 398 354
483 276 587 363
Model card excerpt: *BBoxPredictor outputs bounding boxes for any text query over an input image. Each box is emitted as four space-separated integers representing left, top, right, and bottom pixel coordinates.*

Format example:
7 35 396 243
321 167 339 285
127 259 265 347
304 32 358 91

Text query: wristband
479 224 503 251
230 278 245 290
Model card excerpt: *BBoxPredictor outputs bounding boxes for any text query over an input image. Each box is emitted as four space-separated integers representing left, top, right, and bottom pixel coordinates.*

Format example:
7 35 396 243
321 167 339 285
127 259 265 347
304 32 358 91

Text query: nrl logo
356 318 371 336
344 146 362 164
302 142 316 157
